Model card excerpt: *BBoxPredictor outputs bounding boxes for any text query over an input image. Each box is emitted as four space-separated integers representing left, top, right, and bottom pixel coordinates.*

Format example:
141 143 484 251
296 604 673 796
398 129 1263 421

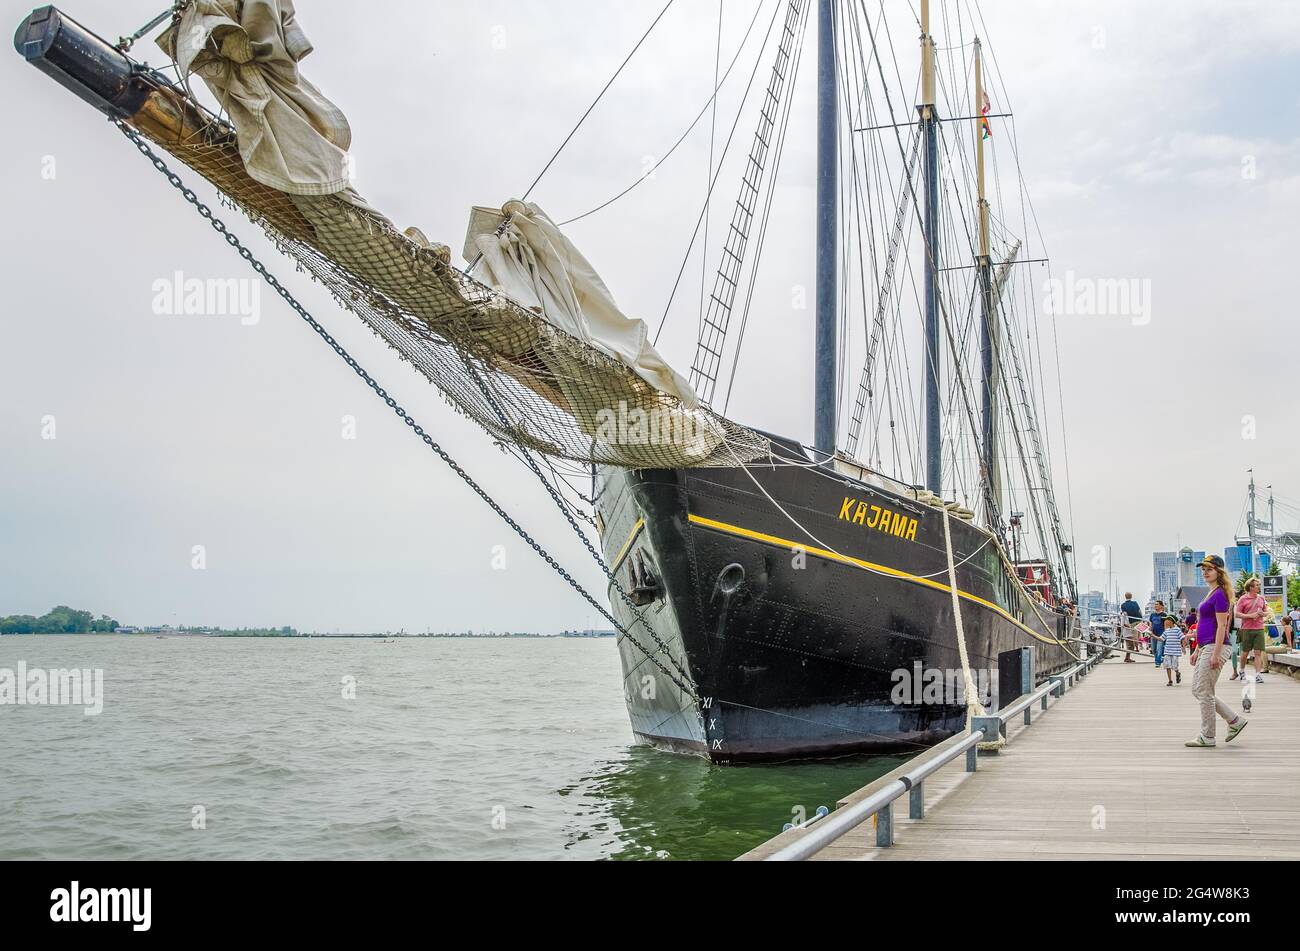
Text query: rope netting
124 81 768 471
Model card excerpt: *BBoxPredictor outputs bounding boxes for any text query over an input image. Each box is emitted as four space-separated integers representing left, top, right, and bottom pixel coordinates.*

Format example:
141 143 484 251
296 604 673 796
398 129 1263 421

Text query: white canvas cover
466 201 699 408
158 0 352 196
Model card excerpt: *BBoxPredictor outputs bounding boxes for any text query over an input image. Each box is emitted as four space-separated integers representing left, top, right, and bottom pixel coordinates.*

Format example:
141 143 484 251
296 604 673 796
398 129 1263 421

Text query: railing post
972 715 1003 756
1040 690 1048 712
876 802 894 847
909 781 925 819
1049 674 1066 698
966 742 978 772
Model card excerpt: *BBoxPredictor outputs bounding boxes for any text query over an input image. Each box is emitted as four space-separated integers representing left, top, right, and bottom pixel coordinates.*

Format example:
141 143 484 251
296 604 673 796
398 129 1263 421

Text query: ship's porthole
717 562 745 596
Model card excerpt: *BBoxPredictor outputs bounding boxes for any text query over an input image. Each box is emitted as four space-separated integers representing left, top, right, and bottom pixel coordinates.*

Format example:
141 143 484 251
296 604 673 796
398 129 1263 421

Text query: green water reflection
561 745 912 860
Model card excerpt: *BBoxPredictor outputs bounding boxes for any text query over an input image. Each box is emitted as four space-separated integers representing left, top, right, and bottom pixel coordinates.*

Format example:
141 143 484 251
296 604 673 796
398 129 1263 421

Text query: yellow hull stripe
610 518 645 574
686 513 1061 647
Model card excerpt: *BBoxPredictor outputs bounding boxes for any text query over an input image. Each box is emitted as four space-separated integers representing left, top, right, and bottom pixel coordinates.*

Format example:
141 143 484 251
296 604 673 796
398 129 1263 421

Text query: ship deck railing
763 648 1107 861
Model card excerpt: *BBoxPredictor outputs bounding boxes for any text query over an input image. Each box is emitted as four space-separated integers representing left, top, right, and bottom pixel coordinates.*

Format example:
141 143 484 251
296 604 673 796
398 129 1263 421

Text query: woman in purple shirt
1186 555 1247 747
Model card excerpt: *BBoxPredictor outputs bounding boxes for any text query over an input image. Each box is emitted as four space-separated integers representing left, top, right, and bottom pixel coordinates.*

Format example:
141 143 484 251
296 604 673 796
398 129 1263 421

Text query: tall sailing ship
16 0 1082 762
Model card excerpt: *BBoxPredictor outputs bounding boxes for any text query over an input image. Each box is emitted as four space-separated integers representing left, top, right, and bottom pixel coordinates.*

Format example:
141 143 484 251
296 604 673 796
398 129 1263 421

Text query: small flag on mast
980 90 993 140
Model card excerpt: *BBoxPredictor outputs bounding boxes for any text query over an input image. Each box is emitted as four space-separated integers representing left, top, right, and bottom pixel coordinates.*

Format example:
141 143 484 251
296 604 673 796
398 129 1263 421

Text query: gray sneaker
1184 736 1216 748
1226 719 1248 744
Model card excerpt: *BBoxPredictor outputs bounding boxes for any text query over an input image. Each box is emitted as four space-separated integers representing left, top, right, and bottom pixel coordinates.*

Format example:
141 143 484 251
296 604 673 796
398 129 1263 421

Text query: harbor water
0 636 905 860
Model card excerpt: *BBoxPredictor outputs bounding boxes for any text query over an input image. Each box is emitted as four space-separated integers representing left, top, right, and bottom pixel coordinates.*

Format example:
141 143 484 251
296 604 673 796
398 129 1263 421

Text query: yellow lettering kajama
836 496 919 546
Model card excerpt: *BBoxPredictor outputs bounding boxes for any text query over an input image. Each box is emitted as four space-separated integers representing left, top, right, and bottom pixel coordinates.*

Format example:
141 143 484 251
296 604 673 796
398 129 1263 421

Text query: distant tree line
0 606 119 635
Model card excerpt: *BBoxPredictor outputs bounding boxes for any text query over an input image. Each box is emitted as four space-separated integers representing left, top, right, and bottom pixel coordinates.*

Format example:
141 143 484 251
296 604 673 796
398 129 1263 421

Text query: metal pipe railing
765 650 1105 860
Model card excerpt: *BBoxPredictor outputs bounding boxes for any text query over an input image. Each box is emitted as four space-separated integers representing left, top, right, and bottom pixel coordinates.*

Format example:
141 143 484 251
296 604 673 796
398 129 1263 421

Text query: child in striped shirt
1158 615 1182 685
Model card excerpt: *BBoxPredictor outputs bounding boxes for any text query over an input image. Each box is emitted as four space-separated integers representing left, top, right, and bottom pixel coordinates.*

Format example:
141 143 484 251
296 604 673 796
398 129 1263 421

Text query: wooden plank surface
741 655 1300 860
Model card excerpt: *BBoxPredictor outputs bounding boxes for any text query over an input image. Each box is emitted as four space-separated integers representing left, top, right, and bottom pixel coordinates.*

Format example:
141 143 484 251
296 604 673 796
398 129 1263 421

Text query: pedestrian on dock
1120 593 1142 662
1149 600 1167 667
1283 615 1294 649
1158 614 1182 686
1186 555 1247 748
1235 578 1268 683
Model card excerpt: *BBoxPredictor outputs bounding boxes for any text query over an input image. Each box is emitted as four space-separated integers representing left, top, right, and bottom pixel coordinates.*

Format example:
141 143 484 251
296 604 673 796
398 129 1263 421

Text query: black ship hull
596 435 1078 763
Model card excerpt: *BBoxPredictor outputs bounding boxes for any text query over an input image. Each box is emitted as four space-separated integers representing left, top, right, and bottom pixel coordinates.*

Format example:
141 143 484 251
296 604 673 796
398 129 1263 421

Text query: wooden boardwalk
741 653 1300 860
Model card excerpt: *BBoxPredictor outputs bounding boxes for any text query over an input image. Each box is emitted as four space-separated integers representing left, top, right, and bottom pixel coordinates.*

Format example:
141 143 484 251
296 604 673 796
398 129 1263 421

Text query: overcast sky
2 0 1298 632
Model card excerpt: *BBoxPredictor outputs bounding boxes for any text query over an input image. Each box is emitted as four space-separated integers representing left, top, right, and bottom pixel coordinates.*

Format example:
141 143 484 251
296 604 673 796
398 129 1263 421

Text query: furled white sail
158 0 352 197
465 202 698 408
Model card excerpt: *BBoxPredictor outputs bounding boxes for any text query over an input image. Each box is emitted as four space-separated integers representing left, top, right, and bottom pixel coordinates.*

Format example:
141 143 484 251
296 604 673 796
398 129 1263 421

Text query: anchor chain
114 119 699 702
458 357 693 683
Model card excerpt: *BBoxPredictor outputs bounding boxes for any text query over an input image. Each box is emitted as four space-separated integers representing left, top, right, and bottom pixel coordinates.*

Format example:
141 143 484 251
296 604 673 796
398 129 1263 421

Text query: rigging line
461 359 695 683
848 123 920 460
115 5 180 52
725 443 999 582
687 0 807 402
652 0 788 347
987 526 1083 662
721 0 811 413
871 172 919 478
939 282 980 498
841 34 879 453
1014 271 1061 502
875 0 919 142
930 225 1002 532
501 441 597 519
521 0 677 202
1234 497 1250 539
836 0 854 434
984 121 1059 521
967 0 1077 565
847 2 925 477
861 166 891 461
1002 274 1058 519
698 0 724 337
854 0 963 492
994 329 1061 591
838 0 877 450
916 31 1044 545
851 49 895 457
114 122 700 701
737 438 1080 656
720 18 797 412
932 59 979 266
557 0 770 226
